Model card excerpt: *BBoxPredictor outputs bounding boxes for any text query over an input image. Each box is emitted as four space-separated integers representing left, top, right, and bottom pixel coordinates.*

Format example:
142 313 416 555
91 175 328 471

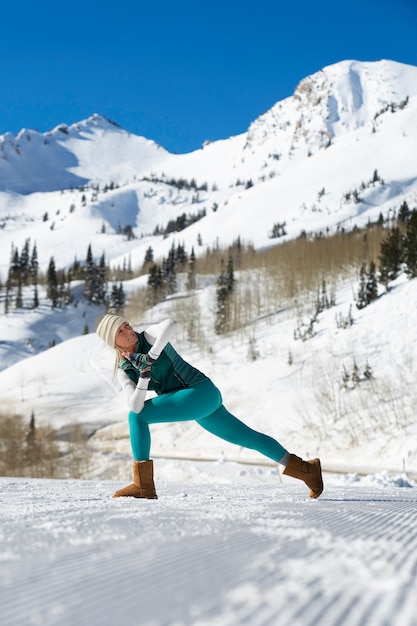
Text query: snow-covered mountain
1 59 417 278
1 59 417 480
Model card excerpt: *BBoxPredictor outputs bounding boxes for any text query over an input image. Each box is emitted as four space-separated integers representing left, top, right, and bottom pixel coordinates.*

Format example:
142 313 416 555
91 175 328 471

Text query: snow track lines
1 478 417 625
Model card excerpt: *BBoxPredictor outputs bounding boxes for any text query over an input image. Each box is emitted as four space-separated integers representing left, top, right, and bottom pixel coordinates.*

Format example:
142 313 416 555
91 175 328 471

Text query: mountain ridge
0 58 416 279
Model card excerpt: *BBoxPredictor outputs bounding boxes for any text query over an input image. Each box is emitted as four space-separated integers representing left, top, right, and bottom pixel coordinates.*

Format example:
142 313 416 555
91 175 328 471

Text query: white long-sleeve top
117 318 178 413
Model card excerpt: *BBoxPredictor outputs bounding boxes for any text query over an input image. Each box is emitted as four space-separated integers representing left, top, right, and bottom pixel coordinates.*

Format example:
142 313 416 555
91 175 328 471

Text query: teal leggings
128 378 287 463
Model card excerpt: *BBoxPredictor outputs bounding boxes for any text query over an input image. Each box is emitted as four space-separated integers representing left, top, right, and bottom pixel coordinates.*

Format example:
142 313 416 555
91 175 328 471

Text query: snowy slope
1 272 417 478
1 473 417 626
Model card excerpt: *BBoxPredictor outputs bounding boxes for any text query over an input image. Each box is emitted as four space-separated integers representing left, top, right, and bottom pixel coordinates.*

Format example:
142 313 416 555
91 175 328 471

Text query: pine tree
83 245 107 304
215 271 229 334
8 245 20 287
109 282 125 313
162 245 177 294
175 243 188 267
20 238 31 285
109 283 118 312
117 283 126 311
26 411 36 447
25 411 37 469
215 256 235 335
123 224 135 241
403 209 417 279
226 255 235 292
4 285 11 314
147 264 164 306
58 269 73 306
96 252 107 304
144 246 154 265
30 242 39 286
356 264 368 309
84 244 96 302
32 284 39 309
366 261 378 304
71 256 82 280
378 227 403 290
15 278 23 308
398 201 410 224
46 257 59 308
357 261 378 309
186 247 196 291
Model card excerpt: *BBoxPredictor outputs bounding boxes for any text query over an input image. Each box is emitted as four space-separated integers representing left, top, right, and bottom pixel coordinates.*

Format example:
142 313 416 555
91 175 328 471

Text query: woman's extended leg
197 405 288 464
128 378 288 463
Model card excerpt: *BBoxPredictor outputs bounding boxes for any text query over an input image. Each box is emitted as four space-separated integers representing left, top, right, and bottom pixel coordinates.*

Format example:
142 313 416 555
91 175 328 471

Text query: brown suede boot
282 454 323 499
113 460 158 499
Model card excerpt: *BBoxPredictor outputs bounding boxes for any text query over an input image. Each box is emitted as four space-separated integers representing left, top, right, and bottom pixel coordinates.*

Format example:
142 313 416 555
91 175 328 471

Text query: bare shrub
298 365 415 454
0 412 94 479
260 225 385 302
63 422 93 479
26 422 60 478
0 413 27 476
0 412 59 478
172 293 203 345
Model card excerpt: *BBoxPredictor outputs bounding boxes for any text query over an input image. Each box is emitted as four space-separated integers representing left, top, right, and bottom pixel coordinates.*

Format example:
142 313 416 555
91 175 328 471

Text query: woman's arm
117 369 149 413
144 318 177 359
118 319 178 413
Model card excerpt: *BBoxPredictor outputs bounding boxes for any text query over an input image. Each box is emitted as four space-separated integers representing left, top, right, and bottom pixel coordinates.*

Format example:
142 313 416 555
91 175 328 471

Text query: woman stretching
96 314 323 499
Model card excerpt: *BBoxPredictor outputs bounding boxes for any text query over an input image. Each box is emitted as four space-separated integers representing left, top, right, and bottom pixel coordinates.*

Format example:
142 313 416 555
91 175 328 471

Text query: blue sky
1 0 416 153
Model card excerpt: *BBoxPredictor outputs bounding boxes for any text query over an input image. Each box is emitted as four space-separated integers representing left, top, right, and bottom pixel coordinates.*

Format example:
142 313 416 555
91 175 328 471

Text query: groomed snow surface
1 463 416 626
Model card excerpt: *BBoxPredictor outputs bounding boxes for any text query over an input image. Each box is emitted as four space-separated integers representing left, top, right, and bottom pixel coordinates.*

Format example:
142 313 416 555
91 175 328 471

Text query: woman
96 314 323 499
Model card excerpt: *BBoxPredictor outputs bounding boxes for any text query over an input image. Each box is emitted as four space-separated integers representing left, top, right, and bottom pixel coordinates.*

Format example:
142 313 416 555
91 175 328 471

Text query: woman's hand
122 351 156 378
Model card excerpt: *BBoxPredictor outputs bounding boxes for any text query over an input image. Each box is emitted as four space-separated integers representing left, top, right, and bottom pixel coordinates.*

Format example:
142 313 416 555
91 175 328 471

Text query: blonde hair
112 346 124 381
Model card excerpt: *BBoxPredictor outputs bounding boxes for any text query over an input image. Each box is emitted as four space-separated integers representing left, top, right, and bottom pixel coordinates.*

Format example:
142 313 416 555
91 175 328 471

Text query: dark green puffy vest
119 331 207 394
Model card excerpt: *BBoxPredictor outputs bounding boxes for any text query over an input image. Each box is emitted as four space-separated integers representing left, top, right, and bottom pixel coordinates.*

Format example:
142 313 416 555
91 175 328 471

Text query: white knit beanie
96 314 128 348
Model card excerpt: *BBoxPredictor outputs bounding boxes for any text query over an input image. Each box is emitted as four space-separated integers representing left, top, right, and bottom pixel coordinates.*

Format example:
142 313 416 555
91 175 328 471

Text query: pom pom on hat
96 314 128 348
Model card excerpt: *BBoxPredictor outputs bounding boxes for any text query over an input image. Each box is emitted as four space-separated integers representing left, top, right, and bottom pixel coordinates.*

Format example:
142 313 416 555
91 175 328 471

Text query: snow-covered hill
1 270 417 479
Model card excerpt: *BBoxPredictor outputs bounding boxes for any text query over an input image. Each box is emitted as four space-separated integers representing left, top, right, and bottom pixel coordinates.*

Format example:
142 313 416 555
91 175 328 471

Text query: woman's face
114 322 137 351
